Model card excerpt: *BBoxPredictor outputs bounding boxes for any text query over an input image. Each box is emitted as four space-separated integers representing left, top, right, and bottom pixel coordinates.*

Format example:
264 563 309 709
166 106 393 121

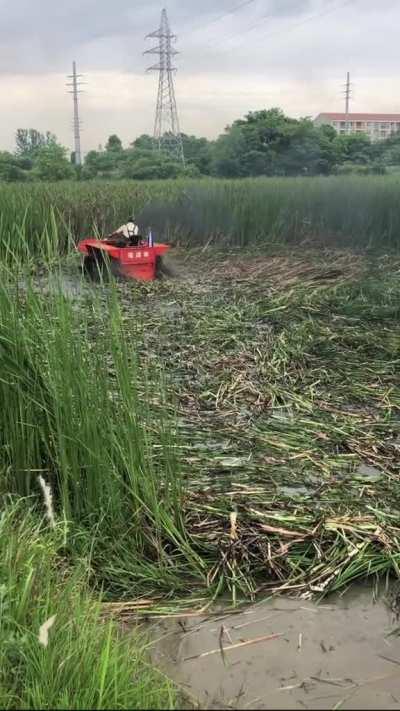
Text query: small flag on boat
148 228 154 247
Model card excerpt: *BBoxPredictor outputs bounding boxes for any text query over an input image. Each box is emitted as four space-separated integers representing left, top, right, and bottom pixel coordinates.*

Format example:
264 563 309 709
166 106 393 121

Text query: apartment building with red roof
314 113 400 141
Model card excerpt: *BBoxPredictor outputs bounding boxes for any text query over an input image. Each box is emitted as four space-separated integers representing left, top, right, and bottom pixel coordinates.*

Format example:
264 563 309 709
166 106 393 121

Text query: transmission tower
67 61 83 166
145 9 185 164
342 71 353 135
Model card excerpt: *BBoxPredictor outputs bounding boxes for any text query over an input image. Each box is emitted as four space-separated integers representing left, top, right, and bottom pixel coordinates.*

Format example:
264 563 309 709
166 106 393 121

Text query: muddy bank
149 588 400 710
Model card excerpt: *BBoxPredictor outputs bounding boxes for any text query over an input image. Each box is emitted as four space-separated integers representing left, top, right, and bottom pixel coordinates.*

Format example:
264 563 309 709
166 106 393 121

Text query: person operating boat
116 216 140 241
108 216 141 246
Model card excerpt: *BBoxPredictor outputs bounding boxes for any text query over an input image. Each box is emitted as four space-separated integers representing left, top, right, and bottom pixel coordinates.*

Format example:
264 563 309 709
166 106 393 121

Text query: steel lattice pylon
145 9 185 164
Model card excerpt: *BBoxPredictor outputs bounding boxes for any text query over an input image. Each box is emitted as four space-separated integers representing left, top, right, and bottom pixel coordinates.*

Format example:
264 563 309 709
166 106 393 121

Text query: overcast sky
0 0 398 154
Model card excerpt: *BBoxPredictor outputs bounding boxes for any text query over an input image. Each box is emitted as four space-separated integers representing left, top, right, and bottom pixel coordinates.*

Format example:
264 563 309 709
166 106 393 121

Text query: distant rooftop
315 112 400 122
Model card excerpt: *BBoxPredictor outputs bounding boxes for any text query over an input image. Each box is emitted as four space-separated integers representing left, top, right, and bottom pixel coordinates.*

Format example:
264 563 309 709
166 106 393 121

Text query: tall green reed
0 235 205 595
0 502 176 709
1 176 400 261
150 176 400 249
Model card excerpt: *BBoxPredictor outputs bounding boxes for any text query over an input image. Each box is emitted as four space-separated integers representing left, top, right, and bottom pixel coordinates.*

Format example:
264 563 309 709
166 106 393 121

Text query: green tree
33 143 74 181
132 134 157 151
212 125 247 177
121 149 187 180
371 129 400 169
15 129 56 157
81 150 99 178
82 150 119 178
333 133 373 165
181 163 201 178
180 134 213 175
0 152 30 182
212 109 338 177
105 134 123 152
319 123 337 141
132 134 212 175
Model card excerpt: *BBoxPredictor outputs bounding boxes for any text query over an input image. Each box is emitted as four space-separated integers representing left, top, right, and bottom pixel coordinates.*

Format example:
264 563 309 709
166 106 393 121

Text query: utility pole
67 61 83 166
144 9 185 164
343 71 352 135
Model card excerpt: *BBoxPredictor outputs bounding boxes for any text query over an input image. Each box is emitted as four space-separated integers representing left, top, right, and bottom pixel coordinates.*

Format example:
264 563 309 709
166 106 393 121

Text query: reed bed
1 175 400 261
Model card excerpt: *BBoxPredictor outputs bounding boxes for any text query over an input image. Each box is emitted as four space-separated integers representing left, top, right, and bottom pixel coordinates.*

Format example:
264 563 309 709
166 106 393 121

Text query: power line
200 8 275 49
187 0 259 36
216 0 356 51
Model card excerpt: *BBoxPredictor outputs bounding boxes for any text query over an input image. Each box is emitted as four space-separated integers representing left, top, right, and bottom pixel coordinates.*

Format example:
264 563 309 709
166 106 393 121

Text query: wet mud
149 589 400 710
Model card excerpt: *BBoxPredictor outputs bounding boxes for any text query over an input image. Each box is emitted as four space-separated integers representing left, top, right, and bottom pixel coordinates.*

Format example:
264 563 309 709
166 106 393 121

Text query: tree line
0 108 398 182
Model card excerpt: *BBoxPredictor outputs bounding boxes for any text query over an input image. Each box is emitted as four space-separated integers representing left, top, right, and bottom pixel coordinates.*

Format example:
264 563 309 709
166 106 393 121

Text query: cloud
0 0 313 73
0 0 398 151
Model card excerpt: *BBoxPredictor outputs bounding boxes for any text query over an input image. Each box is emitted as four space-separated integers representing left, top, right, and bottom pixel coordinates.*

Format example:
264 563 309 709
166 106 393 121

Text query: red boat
78 231 171 282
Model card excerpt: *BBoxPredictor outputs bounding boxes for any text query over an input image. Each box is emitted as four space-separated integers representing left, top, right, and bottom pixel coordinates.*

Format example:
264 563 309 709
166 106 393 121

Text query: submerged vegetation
0 177 400 705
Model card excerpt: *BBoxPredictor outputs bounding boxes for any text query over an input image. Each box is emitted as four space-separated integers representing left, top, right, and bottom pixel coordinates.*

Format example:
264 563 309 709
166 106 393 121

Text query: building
314 113 400 141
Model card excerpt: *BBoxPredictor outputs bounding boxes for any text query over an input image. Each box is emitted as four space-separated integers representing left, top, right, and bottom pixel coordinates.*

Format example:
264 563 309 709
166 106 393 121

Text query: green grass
0 502 176 709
